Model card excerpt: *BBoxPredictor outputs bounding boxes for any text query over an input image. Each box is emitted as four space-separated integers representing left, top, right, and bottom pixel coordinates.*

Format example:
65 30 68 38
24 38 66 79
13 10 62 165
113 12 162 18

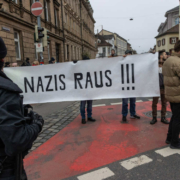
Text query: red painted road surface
25 101 170 180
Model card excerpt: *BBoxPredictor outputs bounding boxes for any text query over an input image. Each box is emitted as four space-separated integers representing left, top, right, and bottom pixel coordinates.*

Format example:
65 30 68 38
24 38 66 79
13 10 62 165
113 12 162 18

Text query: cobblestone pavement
30 101 80 152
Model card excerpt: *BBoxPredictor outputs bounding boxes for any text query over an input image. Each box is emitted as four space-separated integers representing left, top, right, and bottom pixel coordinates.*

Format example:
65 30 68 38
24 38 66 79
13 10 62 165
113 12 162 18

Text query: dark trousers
122 98 136 117
167 103 180 145
152 89 166 117
80 101 93 119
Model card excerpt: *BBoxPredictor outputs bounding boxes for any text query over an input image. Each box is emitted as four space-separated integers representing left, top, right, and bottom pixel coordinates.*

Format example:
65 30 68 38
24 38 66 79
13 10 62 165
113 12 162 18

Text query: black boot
88 117 96 122
82 119 86 124
161 117 169 124
150 117 157 125
121 116 128 123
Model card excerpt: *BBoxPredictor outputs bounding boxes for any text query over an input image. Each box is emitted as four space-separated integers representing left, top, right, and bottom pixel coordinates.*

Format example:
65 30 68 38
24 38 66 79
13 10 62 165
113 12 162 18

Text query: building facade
0 0 96 65
95 34 113 58
98 29 127 56
155 6 179 54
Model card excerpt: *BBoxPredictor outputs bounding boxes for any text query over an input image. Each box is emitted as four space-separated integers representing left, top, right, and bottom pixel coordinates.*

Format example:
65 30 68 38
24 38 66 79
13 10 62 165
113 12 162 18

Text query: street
24 98 178 180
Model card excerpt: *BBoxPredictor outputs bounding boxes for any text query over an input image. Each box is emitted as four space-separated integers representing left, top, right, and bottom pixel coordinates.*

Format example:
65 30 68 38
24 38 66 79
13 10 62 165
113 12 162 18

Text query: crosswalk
76 147 180 180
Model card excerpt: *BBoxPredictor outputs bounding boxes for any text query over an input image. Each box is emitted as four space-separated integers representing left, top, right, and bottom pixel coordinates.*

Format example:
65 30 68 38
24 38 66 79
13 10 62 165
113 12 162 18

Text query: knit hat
0 37 7 59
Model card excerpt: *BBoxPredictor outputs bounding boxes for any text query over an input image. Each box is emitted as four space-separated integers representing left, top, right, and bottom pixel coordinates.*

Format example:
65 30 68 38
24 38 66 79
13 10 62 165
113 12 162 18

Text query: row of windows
66 45 81 61
14 31 62 62
157 37 178 47
117 39 127 48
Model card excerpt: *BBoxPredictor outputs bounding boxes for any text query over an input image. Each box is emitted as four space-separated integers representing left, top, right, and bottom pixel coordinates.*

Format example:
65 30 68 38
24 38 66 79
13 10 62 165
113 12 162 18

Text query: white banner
4 53 160 104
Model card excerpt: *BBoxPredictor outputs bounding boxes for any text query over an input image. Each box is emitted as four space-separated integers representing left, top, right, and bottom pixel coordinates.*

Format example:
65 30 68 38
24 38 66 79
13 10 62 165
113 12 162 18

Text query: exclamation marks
126 64 130 90
121 64 135 91
121 64 124 90
132 64 135 90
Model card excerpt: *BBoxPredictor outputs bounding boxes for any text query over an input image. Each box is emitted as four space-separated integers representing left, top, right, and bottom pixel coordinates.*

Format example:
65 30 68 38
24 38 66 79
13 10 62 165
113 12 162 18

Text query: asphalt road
32 97 151 118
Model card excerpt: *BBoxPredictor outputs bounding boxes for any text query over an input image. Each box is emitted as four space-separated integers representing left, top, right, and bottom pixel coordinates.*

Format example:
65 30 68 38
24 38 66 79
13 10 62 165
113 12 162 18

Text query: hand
28 111 44 132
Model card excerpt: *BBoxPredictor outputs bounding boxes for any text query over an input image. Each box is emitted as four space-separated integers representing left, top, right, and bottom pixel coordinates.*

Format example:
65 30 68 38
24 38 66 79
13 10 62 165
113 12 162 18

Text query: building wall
156 33 179 53
0 0 96 65
96 46 111 58
99 30 127 56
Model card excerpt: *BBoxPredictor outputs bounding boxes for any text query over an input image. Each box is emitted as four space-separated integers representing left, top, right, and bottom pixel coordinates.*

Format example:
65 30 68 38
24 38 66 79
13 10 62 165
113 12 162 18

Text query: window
54 8 59 27
56 43 60 62
14 31 21 60
108 48 110 54
175 17 179 26
47 42 51 61
157 40 161 47
171 37 177 44
44 0 49 21
12 0 18 3
65 13 67 23
162 39 165 46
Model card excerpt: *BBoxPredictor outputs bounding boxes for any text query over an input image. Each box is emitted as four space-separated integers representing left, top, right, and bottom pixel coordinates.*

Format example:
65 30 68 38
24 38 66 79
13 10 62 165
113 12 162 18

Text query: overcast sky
90 0 178 54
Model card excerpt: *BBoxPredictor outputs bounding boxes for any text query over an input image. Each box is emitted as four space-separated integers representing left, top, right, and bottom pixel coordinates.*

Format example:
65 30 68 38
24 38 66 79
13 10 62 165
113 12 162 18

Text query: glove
28 111 44 132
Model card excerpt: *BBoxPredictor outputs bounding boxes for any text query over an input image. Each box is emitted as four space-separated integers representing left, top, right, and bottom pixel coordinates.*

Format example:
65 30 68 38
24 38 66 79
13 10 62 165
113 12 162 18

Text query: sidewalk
25 101 171 180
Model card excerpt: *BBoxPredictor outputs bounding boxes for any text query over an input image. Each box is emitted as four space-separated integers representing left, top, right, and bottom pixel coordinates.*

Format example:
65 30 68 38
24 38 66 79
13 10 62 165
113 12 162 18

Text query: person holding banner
80 55 96 124
150 51 169 125
122 50 140 123
163 40 180 149
0 37 44 179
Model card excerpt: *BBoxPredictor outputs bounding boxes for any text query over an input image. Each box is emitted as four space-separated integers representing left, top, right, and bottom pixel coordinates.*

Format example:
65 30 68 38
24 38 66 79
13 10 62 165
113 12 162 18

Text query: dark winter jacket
0 71 40 157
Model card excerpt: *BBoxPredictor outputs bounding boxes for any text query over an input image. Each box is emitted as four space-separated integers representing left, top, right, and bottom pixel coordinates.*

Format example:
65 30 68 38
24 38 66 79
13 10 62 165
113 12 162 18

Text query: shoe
82 119 86 124
170 143 180 149
161 117 169 124
88 117 96 122
130 115 140 119
166 138 180 144
121 116 128 123
165 139 171 144
150 117 157 125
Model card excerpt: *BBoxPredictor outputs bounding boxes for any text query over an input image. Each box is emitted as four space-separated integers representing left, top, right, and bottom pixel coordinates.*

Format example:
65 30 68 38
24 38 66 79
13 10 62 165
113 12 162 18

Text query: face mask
159 67 162 73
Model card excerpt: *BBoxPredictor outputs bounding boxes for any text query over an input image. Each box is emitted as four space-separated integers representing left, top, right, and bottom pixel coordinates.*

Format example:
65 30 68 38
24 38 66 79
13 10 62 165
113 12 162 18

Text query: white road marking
136 100 143 102
93 104 106 107
120 155 153 170
32 7 43 11
155 147 180 157
111 102 122 105
77 167 115 180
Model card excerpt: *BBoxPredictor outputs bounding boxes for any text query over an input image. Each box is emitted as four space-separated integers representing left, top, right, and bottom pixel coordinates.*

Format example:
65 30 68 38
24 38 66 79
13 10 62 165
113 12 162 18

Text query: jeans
167 103 180 146
122 98 136 117
152 89 167 117
80 100 93 119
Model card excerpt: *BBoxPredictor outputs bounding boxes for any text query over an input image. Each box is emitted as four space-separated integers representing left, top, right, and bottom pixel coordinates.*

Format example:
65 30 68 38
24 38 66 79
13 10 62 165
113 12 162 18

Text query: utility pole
61 0 66 62
36 0 44 63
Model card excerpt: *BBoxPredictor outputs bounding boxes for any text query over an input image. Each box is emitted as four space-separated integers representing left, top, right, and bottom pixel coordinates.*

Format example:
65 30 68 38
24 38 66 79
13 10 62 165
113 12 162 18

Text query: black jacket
0 71 40 157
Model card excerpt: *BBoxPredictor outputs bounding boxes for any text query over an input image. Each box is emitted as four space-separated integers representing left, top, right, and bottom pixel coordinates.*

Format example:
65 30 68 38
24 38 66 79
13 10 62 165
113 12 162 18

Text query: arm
0 90 40 157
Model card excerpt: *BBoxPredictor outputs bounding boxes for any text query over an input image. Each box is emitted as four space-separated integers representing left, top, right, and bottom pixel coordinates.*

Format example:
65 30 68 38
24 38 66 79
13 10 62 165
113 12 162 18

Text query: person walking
122 50 140 123
150 51 169 125
163 40 180 149
80 55 96 124
0 37 44 179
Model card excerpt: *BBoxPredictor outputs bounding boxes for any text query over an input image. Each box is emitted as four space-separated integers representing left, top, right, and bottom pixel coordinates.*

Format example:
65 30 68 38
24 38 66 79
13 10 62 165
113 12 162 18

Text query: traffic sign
36 43 43 53
31 2 43 16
